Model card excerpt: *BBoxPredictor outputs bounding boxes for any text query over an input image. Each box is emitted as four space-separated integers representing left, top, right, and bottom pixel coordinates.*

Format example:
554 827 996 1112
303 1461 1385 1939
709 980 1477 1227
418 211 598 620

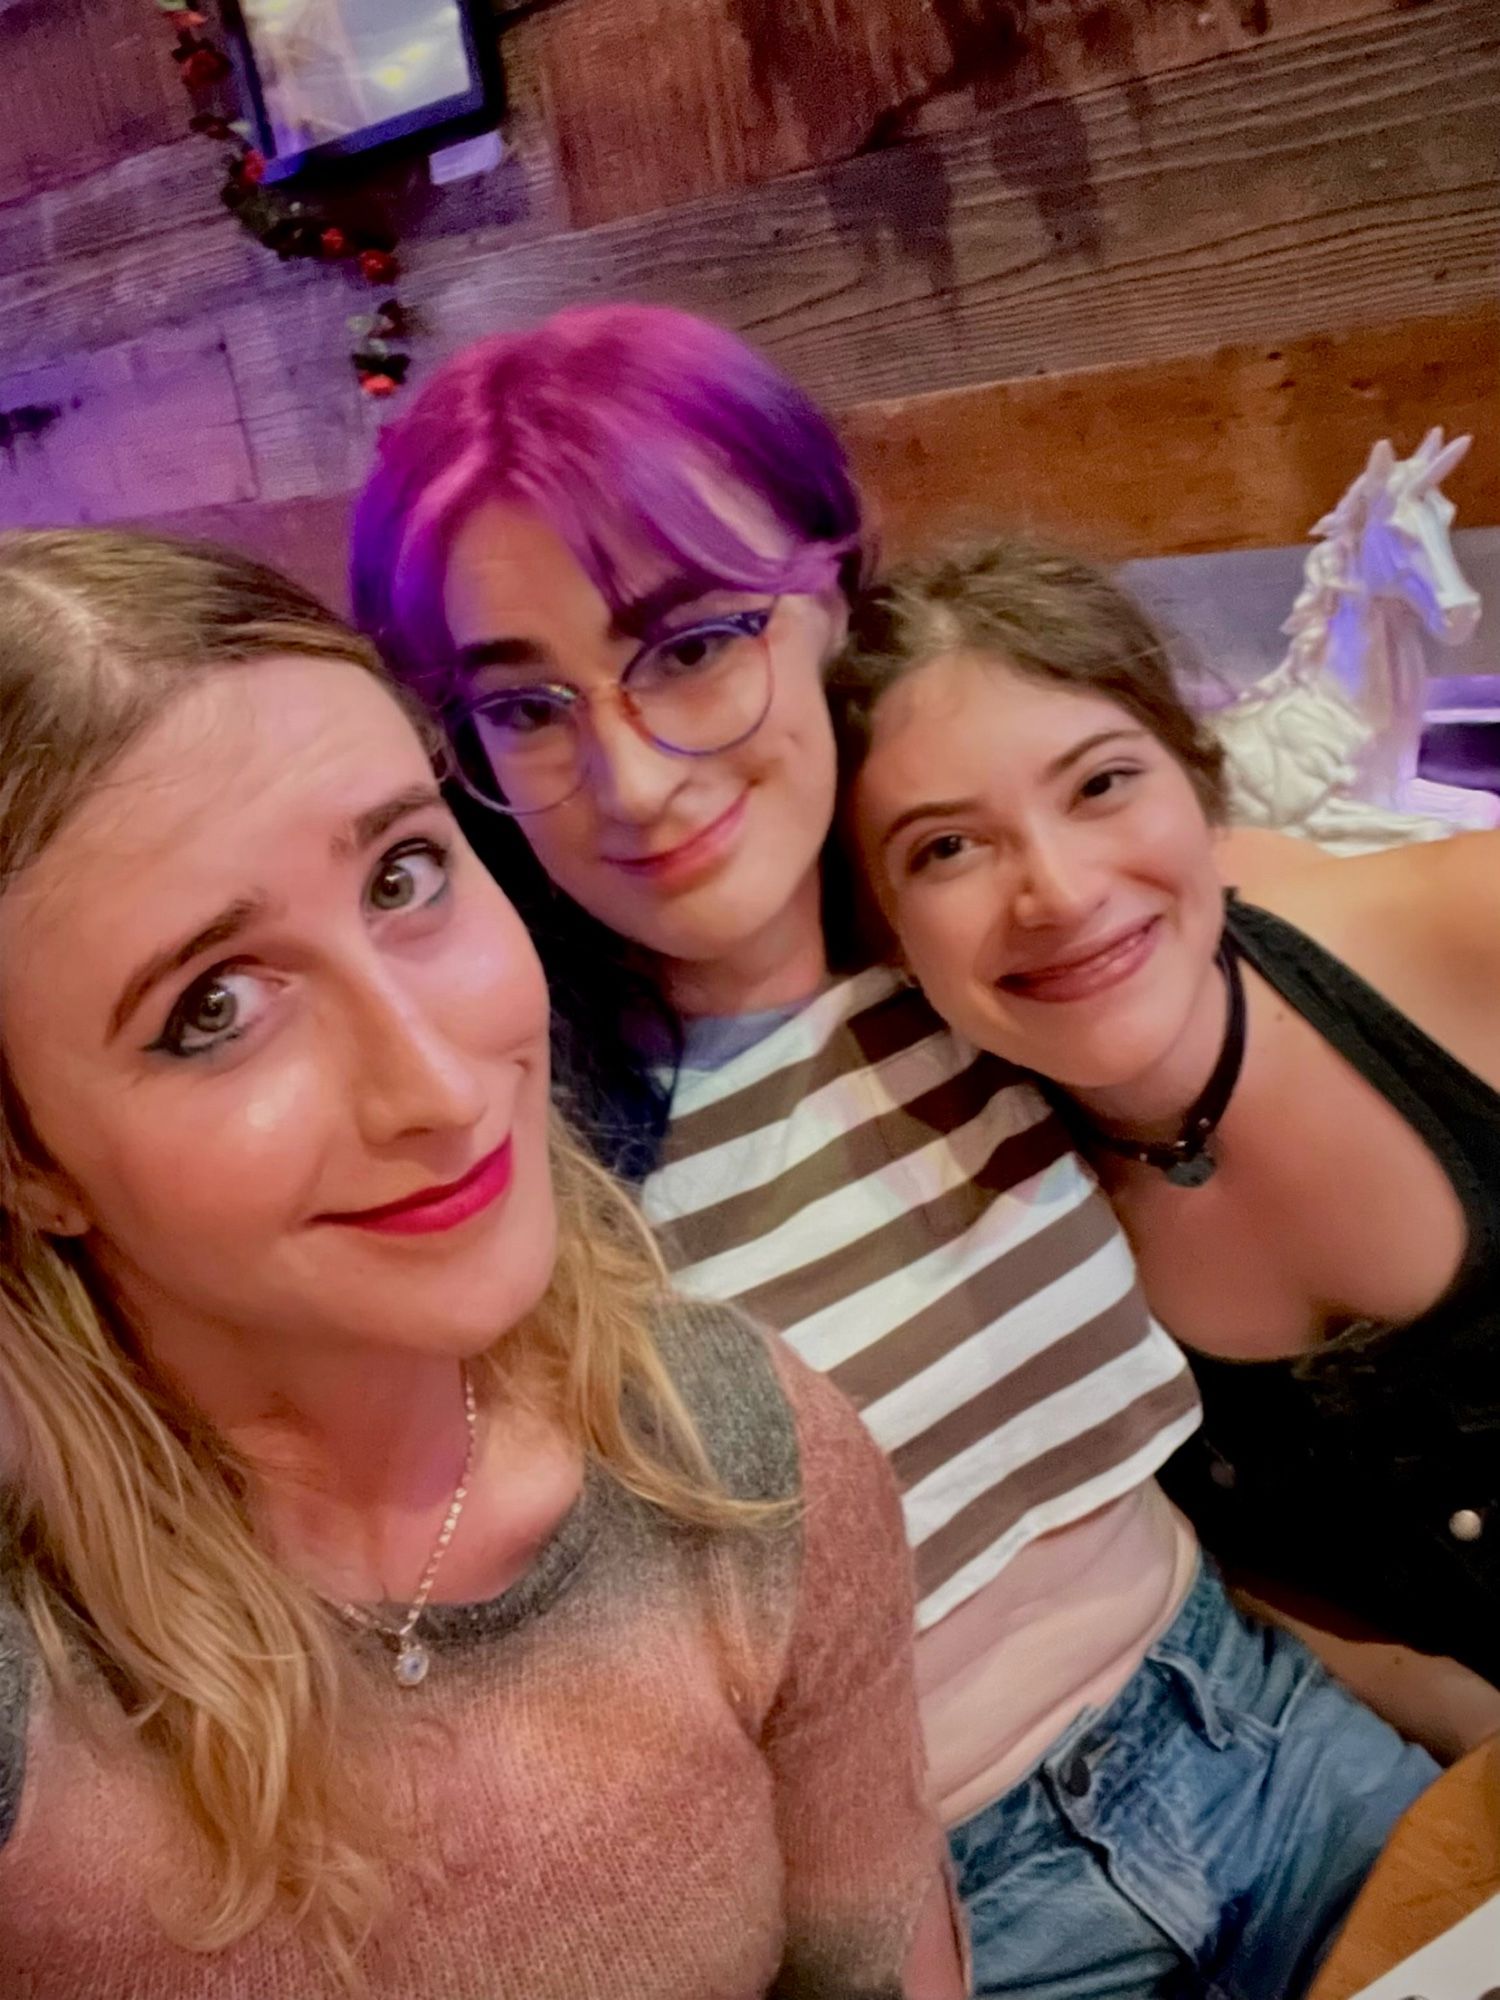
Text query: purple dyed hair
350 303 869 702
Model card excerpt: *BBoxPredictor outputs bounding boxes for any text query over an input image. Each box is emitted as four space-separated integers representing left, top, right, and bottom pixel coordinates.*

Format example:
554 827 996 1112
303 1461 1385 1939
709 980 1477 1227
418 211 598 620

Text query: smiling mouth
999 919 1160 1002
603 792 749 882
319 1138 514 1236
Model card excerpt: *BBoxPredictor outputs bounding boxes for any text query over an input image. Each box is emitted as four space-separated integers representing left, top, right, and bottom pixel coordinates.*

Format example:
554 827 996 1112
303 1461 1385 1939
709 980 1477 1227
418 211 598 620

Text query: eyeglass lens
453 609 775 815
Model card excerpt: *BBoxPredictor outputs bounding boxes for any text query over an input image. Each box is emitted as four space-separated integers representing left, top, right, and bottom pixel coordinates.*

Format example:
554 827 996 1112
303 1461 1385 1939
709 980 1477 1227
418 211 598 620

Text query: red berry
241 149 266 184
358 248 398 284
320 227 349 260
180 45 230 88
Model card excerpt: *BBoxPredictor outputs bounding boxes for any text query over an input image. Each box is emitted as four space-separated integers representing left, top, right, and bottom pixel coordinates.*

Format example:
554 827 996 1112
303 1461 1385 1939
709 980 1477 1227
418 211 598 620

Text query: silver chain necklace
335 1367 478 1688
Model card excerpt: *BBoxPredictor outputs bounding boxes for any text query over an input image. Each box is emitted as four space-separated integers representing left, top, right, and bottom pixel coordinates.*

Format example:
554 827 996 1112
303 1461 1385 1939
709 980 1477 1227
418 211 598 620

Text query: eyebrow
108 785 446 1040
108 897 265 1041
876 729 1148 851
455 580 725 677
333 784 446 857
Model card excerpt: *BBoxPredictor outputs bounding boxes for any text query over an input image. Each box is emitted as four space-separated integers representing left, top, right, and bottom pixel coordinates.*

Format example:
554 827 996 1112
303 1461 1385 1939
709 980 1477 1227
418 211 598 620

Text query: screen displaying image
240 0 476 158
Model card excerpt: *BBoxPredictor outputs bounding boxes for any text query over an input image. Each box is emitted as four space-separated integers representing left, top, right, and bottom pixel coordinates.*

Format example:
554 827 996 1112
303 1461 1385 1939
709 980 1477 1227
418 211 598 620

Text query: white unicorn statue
1209 428 1493 855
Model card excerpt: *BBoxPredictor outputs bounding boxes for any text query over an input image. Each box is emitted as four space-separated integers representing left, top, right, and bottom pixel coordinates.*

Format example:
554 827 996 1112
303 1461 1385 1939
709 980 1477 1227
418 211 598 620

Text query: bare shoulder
1213 827 1337 898
1249 832 1500 1053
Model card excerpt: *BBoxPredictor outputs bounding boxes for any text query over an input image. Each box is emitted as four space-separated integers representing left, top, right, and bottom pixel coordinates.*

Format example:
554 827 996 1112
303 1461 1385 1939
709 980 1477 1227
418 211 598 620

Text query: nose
349 977 486 1150
580 695 690 825
1011 826 1106 931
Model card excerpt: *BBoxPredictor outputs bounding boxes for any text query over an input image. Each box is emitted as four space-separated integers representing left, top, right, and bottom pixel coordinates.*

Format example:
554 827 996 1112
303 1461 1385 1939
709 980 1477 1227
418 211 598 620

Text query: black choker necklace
1053 929 1247 1189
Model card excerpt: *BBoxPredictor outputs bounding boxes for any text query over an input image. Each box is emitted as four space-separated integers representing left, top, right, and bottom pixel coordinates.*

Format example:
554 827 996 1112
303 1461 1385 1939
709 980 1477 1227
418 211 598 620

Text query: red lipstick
321 1139 514 1236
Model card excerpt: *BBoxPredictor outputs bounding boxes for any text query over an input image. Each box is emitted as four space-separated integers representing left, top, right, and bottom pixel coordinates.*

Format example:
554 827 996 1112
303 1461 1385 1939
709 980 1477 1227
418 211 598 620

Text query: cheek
63 1054 336 1256
437 893 552 1063
891 885 992 999
518 798 602 891
1127 789 1217 888
746 680 837 825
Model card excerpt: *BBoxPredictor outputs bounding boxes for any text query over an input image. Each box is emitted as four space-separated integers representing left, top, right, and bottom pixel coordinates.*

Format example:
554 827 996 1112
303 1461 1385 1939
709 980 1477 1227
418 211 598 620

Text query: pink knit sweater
0 1304 940 1998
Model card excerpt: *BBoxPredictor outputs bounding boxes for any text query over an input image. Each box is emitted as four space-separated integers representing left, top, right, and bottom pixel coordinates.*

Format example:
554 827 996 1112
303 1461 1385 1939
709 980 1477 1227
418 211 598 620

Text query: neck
661 869 830 1019
1070 953 1230 1146
114 1274 477 1599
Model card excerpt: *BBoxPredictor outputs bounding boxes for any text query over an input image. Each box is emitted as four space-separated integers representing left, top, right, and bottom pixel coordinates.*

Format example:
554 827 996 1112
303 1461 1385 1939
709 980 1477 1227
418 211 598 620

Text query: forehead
442 485 796 645
861 653 1128 784
1 657 427 957
444 504 611 643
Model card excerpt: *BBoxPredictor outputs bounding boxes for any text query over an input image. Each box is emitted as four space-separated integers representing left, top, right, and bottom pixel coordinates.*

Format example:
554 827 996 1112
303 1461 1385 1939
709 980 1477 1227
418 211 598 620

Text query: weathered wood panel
125 492 355 609
7 0 1487 512
842 305 1500 560
0 0 182 204
100 303 1500 623
0 112 563 376
528 0 1418 229
0 329 255 525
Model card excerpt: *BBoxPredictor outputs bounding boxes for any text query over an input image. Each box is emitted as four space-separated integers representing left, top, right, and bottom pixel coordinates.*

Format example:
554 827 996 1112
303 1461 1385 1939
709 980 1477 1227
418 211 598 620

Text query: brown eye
909 832 972 874
187 982 237 1035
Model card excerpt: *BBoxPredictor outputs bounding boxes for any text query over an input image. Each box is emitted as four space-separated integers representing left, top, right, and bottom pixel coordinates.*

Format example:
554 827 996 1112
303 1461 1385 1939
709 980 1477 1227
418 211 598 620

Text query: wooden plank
1 0 1494 516
0 329 256 525
0 143 223 281
100 303 1500 591
123 493 355 612
207 0 1500 505
0 114 564 376
841 305 1500 560
5 0 1493 384
525 0 1419 229
1307 1739 1500 2000
0 0 182 205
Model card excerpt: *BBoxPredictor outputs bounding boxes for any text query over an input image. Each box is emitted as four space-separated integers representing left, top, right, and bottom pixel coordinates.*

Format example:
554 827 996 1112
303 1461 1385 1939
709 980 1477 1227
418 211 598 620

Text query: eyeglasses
444 604 777 816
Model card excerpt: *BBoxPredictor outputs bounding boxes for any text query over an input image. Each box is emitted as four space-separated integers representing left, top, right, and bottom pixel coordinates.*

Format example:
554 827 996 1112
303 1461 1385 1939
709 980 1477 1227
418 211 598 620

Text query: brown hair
0 529 752 1979
827 535 1227 818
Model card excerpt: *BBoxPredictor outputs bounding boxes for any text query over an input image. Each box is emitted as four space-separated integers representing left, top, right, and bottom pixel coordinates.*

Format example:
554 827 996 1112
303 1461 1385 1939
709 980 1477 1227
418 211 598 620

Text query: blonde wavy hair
0 530 745 1977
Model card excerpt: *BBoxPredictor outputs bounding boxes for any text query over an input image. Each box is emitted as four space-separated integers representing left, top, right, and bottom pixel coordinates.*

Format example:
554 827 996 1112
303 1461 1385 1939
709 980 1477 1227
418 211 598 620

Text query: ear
1366 438 1397 481
1425 434 1472 488
10 1168 89 1241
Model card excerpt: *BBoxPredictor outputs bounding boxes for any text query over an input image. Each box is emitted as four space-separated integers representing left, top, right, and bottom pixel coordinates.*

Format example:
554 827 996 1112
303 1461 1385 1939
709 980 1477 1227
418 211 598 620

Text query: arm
1232 1577 1500 1766
763 1342 966 2000
1254 828 1500 1091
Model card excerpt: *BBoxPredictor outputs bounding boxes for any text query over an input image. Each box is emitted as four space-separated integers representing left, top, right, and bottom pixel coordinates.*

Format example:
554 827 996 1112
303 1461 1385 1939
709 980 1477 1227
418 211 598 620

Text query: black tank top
1160 897 1500 1683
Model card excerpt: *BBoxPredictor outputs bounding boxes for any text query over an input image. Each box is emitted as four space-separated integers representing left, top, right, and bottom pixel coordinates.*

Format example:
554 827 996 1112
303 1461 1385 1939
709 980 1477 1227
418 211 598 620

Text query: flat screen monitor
222 0 498 183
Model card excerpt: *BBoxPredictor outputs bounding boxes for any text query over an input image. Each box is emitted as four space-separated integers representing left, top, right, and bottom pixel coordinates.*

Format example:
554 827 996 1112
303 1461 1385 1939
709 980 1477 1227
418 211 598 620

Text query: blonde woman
0 531 959 1998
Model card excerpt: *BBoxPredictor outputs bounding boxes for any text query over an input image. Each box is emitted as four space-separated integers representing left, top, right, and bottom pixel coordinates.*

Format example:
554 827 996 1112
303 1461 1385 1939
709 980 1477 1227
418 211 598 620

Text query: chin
1047 1011 1192 1093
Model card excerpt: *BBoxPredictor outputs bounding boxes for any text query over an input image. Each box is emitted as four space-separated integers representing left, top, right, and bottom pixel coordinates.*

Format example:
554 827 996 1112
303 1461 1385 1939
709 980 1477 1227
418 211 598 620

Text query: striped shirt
644 965 1200 1631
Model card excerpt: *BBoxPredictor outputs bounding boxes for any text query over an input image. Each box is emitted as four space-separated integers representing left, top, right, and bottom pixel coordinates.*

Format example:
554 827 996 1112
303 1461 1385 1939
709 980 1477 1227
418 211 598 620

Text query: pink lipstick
1000 918 1160 1003
604 792 748 889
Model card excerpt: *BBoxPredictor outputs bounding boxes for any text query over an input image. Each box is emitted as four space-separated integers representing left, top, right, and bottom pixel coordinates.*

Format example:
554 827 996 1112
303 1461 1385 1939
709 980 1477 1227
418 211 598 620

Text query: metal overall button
1059 1755 1092 1798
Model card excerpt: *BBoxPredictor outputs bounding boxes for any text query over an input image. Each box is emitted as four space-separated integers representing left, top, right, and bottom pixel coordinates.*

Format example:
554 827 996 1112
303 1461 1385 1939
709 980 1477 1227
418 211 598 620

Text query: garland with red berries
156 0 414 395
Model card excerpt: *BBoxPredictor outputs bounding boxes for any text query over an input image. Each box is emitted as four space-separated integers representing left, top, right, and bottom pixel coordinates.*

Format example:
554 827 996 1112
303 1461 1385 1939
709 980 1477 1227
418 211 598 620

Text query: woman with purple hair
351 305 1430 1997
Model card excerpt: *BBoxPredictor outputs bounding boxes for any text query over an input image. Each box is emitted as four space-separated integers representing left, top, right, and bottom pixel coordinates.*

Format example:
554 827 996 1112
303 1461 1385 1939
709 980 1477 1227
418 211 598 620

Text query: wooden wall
0 0 1495 610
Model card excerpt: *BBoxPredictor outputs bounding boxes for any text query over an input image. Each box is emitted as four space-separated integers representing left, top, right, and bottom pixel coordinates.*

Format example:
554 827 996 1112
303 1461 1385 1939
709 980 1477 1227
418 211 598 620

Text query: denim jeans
948 1561 1437 1999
